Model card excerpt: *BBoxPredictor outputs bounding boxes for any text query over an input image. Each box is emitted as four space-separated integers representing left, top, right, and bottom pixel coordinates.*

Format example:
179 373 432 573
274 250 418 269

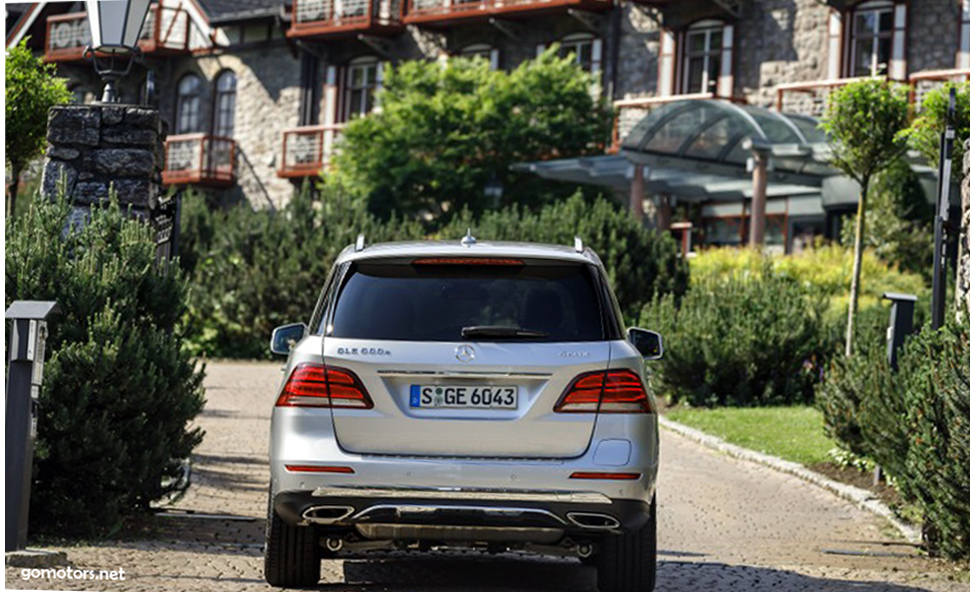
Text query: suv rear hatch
322 256 615 459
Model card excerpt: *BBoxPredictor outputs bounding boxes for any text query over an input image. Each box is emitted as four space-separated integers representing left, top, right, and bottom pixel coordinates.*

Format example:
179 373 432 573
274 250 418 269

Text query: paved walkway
6 362 969 591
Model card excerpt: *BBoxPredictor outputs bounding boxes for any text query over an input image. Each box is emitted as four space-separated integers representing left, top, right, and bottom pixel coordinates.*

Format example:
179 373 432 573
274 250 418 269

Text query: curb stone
658 415 922 544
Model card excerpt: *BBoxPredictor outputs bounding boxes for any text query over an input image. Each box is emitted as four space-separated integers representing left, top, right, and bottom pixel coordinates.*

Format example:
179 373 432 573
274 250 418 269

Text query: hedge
181 190 688 358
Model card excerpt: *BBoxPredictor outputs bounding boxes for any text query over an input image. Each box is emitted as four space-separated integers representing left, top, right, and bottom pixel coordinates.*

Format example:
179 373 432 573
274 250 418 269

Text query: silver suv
264 237 662 592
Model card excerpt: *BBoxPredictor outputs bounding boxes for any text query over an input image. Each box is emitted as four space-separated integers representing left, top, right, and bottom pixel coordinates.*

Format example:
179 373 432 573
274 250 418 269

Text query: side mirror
270 323 307 356
628 327 663 360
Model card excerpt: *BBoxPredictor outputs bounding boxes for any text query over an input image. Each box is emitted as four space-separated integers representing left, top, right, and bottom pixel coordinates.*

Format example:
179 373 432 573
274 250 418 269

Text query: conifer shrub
5 195 205 537
638 262 830 407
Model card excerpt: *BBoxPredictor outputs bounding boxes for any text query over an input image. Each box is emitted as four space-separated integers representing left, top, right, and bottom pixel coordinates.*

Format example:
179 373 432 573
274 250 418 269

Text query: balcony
44 5 191 63
289 0 404 38
162 134 236 187
774 77 871 118
278 125 344 178
403 0 610 27
909 68 970 109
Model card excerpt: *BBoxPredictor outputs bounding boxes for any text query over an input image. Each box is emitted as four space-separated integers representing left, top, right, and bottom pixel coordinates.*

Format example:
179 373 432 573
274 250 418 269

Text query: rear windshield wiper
461 326 550 340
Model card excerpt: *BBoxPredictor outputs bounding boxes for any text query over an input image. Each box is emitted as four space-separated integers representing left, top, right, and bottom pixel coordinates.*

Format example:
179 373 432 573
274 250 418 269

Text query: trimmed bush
5 196 205 537
638 261 830 407
439 194 689 321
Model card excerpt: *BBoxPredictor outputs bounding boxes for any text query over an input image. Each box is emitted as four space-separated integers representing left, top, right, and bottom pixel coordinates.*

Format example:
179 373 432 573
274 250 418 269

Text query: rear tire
596 496 657 592
264 492 321 588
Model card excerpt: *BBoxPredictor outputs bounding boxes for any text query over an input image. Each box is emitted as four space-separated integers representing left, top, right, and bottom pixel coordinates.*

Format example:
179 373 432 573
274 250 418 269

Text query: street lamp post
84 0 153 103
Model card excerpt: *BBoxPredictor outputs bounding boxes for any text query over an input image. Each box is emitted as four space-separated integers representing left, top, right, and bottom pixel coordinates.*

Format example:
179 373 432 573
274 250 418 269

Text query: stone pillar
958 140 970 318
749 150 769 248
40 104 166 220
630 164 645 221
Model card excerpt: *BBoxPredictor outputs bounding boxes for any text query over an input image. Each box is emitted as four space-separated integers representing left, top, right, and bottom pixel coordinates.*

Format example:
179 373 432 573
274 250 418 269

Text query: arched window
850 1 895 77
460 43 499 70
213 70 237 137
344 56 381 121
558 33 601 73
175 73 203 134
682 20 724 94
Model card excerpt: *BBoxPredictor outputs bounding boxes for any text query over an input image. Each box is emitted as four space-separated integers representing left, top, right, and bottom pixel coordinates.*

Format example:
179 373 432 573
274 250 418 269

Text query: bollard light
84 0 153 103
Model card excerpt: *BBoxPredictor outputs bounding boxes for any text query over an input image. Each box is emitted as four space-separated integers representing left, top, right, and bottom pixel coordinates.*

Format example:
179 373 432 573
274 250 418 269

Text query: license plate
410 385 518 409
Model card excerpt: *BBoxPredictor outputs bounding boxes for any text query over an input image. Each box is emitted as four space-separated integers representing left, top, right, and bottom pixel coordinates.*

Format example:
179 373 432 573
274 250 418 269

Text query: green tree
5 39 72 216
332 50 612 224
907 82 970 185
821 79 910 357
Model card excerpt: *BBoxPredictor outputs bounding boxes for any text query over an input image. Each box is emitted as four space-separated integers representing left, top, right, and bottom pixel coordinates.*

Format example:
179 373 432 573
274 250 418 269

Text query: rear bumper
274 487 653 540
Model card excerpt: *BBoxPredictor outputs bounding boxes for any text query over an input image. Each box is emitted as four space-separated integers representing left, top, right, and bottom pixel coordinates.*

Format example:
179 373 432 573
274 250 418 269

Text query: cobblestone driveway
7 362 969 592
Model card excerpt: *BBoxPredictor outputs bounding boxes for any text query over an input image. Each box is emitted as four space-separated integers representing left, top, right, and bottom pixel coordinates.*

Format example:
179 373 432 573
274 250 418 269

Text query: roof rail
574 236 584 253
355 234 366 252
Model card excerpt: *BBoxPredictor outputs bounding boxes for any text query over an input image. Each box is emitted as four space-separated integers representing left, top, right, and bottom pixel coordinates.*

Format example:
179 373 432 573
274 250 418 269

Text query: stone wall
40 104 165 219
908 0 960 74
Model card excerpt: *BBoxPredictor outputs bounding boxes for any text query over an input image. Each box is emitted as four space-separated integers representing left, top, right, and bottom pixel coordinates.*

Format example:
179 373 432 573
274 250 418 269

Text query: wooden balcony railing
774 77 872 117
289 0 403 37
44 5 190 62
909 68 970 108
403 0 610 26
162 134 236 187
278 125 345 178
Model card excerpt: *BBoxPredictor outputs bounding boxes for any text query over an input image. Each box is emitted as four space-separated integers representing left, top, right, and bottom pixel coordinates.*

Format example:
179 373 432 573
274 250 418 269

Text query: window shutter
658 28 676 97
591 38 602 73
717 24 734 98
490 48 500 71
373 61 386 114
535 43 546 57
960 0 970 68
323 65 339 126
889 2 907 80
827 10 844 79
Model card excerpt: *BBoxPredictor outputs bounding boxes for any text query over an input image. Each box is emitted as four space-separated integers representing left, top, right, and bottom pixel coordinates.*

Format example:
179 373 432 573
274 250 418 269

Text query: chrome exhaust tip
302 505 354 524
566 512 620 530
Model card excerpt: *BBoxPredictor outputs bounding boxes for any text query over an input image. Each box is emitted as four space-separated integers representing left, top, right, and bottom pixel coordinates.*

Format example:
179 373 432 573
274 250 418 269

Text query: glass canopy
620 99 831 176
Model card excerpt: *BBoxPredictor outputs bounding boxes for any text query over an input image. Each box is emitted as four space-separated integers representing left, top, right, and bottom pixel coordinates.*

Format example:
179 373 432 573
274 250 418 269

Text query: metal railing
44 5 190 62
279 125 345 178
290 0 402 35
162 134 236 186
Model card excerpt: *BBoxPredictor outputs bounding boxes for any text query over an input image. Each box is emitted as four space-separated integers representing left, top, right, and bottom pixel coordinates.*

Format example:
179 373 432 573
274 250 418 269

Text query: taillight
276 363 373 409
555 370 654 414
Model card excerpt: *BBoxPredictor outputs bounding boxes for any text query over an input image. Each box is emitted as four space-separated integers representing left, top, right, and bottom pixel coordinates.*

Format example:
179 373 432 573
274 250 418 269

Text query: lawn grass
664 405 836 466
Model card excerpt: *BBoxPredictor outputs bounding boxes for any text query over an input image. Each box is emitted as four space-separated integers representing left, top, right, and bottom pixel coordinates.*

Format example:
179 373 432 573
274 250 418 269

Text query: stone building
6 0 966 249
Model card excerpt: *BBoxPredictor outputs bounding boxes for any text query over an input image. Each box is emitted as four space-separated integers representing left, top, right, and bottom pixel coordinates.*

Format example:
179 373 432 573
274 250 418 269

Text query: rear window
328 260 606 342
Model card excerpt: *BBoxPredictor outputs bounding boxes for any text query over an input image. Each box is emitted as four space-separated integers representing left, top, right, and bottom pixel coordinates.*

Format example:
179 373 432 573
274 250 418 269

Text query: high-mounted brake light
555 370 654 414
412 258 524 266
276 363 373 409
